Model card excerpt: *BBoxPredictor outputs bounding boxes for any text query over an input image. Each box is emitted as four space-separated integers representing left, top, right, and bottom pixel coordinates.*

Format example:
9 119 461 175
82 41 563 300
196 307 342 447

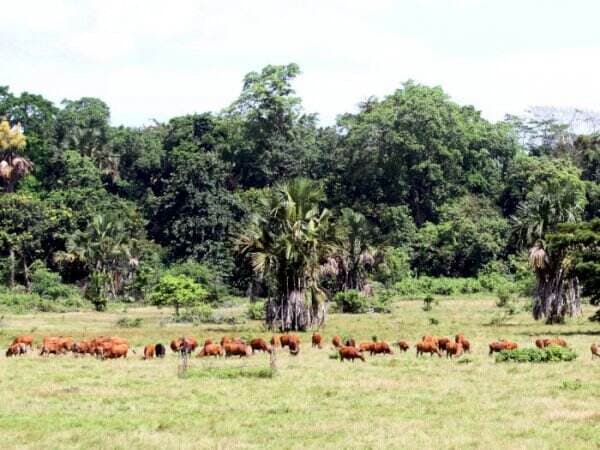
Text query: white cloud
2 0 599 126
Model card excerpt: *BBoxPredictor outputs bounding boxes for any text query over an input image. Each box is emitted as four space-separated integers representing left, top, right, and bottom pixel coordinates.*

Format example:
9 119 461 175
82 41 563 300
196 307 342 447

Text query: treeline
0 63 599 318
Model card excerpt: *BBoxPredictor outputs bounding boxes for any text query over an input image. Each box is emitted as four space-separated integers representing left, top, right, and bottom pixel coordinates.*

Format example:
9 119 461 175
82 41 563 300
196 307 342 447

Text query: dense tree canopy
0 64 598 326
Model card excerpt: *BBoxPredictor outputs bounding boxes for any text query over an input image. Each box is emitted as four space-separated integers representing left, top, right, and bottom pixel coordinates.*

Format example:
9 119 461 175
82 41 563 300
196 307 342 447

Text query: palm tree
0 120 32 193
512 183 585 323
236 179 340 331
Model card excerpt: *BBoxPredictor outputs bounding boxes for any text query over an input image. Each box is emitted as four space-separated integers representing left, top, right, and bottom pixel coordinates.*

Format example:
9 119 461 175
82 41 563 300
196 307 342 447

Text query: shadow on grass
183 366 274 380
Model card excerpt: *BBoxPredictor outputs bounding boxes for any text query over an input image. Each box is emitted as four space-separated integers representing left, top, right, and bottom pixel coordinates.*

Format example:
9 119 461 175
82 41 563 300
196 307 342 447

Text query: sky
2 0 600 127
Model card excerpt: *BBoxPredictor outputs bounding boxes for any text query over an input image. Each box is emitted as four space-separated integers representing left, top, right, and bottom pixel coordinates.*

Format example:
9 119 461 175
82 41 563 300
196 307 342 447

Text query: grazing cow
171 339 181 352
250 338 271 353
198 343 223 357
311 333 323 349
103 343 128 359
171 337 197 354
345 338 356 348
332 335 342 348
339 346 365 362
591 343 599 359
535 339 545 349
455 334 466 344
224 343 252 357
359 342 375 353
155 343 166 358
422 335 439 347
437 337 451 351
270 335 281 348
445 341 464 358
460 339 471 353
12 335 34 349
143 344 155 360
396 340 410 352
488 340 518 356
6 343 27 357
72 341 91 356
288 335 301 355
544 338 568 348
40 340 63 356
370 341 393 356
280 334 292 348
203 338 213 347
416 341 441 357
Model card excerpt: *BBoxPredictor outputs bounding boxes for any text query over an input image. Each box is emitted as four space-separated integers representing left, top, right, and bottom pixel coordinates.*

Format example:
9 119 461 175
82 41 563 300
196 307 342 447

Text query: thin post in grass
177 338 189 378
270 344 278 375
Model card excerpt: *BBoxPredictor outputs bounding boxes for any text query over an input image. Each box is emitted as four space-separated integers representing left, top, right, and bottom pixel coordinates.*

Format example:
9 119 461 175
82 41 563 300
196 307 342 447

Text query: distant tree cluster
0 64 598 327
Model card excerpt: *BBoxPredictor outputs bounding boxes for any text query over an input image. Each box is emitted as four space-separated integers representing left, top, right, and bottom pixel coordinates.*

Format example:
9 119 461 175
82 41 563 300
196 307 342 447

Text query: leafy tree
412 196 509 276
336 81 517 225
224 63 318 187
150 274 207 316
236 178 339 331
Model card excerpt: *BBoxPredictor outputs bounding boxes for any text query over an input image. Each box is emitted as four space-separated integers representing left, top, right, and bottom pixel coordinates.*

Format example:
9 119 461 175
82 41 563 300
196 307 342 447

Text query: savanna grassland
1 297 599 450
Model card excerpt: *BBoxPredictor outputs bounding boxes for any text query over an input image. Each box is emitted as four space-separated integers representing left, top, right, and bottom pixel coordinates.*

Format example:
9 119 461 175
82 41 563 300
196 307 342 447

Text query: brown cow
345 338 356 348
224 343 252 357
197 343 223 358
40 340 63 356
72 340 91 356
359 342 375 353
416 341 441 357
489 340 518 356
339 346 365 362
203 338 213 347
311 333 323 349
280 334 292 348
460 339 471 353
543 337 567 348
250 338 271 353
445 341 464 358
422 335 439 347
455 334 466 344
591 343 599 359
288 335 301 355
396 340 410 352
6 343 27 357
12 335 34 349
270 335 281 348
370 341 393 356
103 343 128 359
332 335 342 348
143 344 155 360
437 337 451 351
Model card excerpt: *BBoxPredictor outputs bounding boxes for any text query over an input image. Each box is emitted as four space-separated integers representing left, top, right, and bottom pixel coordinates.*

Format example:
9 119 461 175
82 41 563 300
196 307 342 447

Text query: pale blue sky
2 0 599 126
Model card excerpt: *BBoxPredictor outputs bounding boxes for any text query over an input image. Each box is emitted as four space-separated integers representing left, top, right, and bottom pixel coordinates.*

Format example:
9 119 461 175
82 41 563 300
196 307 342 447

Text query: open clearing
1 297 599 449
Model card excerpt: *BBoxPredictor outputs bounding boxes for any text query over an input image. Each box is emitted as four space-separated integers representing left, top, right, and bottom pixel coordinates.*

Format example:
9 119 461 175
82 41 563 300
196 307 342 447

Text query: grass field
1 297 599 449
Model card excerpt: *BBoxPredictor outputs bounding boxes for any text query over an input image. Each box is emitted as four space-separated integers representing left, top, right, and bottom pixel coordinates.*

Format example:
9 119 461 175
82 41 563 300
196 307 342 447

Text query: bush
115 317 143 328
247 301 265 320
423 295 436 311
334 290 367 313
393 276 486 297
174 304 246 325
167 260 228 304
495 346 578 363
30 261 83 303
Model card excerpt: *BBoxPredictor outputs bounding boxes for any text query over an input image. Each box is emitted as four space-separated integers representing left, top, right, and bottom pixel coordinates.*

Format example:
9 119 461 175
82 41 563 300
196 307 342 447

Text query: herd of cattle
5 333 600 361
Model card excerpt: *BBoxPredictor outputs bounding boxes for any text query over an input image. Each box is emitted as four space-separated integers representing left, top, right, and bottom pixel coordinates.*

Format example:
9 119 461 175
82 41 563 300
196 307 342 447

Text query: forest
1 63 599 330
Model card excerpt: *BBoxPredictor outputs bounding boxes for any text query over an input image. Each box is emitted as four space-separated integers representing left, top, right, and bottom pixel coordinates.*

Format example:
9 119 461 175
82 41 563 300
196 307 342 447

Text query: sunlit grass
1 296 599 449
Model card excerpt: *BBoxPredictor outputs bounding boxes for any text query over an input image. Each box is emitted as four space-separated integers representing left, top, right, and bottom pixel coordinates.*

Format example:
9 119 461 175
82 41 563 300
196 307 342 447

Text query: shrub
174 304 246 325
167 260 228 304
334 290 367 313
423 295 436 311
495 346 577 363
115 317 143 328
247 301 265 320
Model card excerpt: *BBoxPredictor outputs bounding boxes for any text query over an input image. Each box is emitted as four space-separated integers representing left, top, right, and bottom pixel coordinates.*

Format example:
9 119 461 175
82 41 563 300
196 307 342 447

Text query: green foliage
166 260 227 304
150 274 208 316
495 346 577 363
185 367 273 379
423 295 436 311
30 261 81 302
247 301 265 320
115 317 143 328
334 290 367 313
174 304 246 325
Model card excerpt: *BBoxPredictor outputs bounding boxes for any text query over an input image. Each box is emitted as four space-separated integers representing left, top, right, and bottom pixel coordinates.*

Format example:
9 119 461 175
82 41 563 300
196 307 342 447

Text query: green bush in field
30 261 82 302
115 317 143 328
334 290 367 313
247 301 265 320
495 346 577 363
423 294 436 311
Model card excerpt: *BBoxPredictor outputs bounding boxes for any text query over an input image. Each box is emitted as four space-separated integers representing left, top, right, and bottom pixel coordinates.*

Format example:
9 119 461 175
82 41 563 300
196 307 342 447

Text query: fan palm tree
0 120 32 193
236 178 340 331
512 183 585 323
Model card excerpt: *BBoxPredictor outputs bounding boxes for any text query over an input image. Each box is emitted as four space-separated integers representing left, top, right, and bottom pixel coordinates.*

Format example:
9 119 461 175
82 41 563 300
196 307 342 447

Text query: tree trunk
265 290 325 331
533 267 581 324
22 255 30 292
